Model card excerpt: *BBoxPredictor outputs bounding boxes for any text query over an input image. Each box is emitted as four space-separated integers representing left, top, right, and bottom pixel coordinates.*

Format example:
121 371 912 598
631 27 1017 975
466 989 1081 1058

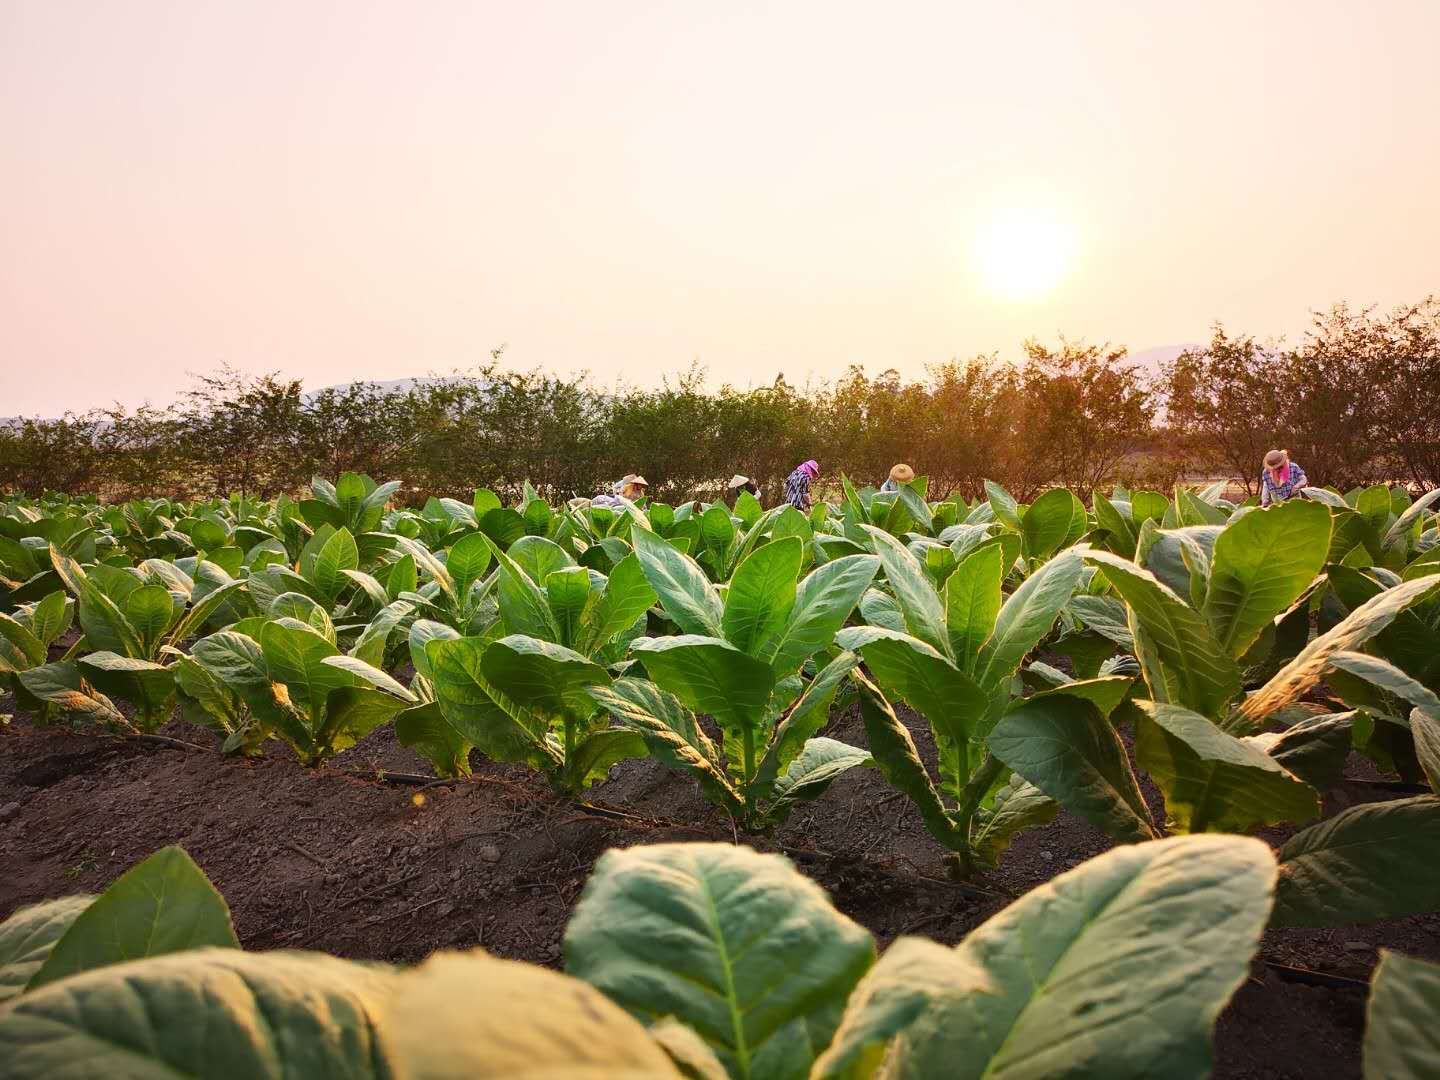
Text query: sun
973 209 1076 299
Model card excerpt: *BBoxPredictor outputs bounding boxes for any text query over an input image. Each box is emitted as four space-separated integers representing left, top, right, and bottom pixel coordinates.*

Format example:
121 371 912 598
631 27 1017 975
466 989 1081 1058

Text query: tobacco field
2 473 1438 1078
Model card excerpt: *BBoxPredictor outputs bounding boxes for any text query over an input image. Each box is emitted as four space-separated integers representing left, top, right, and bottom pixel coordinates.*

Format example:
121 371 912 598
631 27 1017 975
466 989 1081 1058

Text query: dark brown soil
1 691 1435 1079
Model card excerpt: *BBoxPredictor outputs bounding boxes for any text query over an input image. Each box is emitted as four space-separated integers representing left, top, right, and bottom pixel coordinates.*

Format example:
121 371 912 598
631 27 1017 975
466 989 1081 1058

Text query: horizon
4 2 1438 415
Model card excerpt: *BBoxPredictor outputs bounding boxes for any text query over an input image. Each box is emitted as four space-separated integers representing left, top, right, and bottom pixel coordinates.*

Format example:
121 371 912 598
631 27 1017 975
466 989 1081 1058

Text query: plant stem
950 751 1005 879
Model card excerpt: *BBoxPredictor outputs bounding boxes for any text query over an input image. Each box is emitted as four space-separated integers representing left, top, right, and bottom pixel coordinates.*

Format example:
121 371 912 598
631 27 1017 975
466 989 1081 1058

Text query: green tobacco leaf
321 654 416 702
1383 487 1440 549
988 692 1155 843
76 652 176 720
1084 550 1241 719
0 613 47 670
976 548 1084 690
971 775 1058 869
1093 491 1138 556
863 527 950 656
312 527 359 603
491 543 561 642
0 949 395 1080
317 687 410 756
591 678 743 816
385 951 678 1079
566 842 875 1080
1246 711 1356 790
545 566 595 649
985 479 1021 531
124 584 176 653
1327 651 1440 718
766 738 871 819
427 636 561 772
943 542 1003 674
394 701 472 778
444 532 492 597
29 847 238 992
755 651 860 798
1021 488 1081 560
564 728 648 791
0 897 93 1004
16 661 125 727
763 554 878 677
723 538 801 657
632 636 776 734
814 835 1276 1080
260 619 354 715
1272 796 1440 927
1237 573 1440 729
837 626 988 759
854 673 962 850
632 527 725 637
1203 499 1330 659
575 552 656 657
1411 708 1440 794
1364 949 1440 1080
1137 702 1319 833
481 634 610 726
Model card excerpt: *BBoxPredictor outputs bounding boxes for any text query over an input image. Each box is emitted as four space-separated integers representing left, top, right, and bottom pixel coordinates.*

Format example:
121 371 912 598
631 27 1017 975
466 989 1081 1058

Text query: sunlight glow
973 209 1077 299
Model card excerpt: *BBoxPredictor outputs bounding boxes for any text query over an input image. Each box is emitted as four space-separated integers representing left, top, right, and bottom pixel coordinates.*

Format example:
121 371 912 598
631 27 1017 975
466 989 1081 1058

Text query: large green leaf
1020 488 1080 560
0 949 394 1080
762 554 879 677
723 538 801 658
631 636 776 734
942 542 1002 674
765 738 872 819
394 700 472 778
854 674 963 850
566 842 875 1080
575 553 656 657
0 613 46 670
863 527 949 656
427 636 561 771
1084 550 1241 718
1327 651 1440 718
0 897 93 1004
814 835 1275 1080
1202 499 1330 659
28 847 238 992
444 532 492 597
590 678 743 816
544 566 596 648
1271 796 1440 927
259 619 355 717
1237 573 1440 728
125 585 176 655
1136 702 1319 833
836 626 988 762
988 691 1156 843
76 652 176 720
632 527 725 637
754 651 860 798
971 775 1058 869
975 548 1084 690
1364 949 1440 1080
481 634 611 726
16 661 125 727
312 527 359 603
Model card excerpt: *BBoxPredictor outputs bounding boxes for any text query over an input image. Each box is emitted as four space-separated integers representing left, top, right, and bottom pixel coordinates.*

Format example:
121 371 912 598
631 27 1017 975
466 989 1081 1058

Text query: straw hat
1263 450 1288 469
728 475 752 489
621 474 649 487
889 463 915 483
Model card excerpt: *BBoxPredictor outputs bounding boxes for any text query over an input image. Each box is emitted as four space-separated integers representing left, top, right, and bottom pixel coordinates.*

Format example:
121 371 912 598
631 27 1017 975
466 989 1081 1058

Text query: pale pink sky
3 1 1438 415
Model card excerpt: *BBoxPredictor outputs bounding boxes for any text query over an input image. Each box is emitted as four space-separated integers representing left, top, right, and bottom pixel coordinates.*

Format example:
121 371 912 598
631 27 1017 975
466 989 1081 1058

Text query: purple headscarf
799 459 819 478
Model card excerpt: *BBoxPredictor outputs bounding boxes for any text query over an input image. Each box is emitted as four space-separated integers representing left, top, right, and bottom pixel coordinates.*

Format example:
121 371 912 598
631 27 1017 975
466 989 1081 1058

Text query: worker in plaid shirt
785 460 819 511
1260 449 1308 506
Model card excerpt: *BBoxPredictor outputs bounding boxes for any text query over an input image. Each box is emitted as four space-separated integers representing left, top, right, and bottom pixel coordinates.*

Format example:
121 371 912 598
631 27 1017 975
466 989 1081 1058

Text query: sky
3 1 1438 416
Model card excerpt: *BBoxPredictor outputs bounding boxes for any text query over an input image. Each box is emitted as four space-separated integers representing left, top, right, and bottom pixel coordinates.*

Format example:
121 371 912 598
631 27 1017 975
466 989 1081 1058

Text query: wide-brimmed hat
621 474 649 487
728 474 752 489
1263 450 1288 468
889 463 915 483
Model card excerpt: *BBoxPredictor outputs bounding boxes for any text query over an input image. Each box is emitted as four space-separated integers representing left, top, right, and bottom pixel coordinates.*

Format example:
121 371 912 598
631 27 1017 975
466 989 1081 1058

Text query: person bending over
1260 450 1307 506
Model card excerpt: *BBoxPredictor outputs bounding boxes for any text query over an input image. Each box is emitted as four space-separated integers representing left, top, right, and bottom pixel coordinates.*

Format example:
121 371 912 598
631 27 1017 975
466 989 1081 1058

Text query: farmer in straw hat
1260 450 1307 506
592 473 649 509
879 463 915 494
727 475 759 504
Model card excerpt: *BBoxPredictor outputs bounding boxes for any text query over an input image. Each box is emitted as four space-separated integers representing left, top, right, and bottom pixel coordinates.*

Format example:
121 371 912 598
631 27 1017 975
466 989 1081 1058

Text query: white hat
728 474 751 489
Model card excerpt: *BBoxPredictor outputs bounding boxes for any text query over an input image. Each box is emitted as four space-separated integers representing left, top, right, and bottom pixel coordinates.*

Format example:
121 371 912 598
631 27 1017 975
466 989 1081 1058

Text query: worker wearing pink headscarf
785 459 819 511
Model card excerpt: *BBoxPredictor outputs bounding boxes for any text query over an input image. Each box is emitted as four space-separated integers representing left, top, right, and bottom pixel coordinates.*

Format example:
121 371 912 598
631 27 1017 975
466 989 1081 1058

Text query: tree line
3 298 1436 506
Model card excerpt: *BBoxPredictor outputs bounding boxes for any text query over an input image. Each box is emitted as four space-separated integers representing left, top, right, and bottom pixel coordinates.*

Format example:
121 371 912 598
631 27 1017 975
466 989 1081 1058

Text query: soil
2 687 1436 1079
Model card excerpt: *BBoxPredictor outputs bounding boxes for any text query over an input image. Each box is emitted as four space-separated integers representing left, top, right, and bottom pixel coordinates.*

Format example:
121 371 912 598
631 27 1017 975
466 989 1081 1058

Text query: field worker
727 475 759 502
785 460 819 511
879 463 915 493
593 474 649 508
1260 449 1308 506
